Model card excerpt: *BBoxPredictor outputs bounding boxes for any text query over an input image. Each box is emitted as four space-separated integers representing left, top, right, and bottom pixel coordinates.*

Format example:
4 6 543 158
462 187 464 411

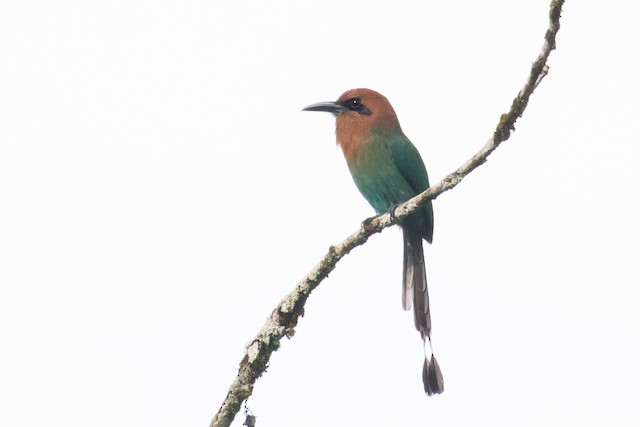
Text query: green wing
384 132 434 242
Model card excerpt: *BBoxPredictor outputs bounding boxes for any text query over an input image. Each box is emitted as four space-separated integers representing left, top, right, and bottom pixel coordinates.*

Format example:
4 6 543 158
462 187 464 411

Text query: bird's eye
340 97 371 115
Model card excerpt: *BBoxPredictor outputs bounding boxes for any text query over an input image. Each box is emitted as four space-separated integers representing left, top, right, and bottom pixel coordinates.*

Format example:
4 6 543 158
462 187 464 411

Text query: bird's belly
351 168 416 215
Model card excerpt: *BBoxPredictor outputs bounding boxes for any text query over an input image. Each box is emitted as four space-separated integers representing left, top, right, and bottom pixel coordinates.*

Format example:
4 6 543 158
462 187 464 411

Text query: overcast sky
2 1 639 426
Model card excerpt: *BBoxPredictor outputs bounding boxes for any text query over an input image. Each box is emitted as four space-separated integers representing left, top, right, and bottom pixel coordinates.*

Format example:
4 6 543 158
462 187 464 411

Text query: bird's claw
362 204 400 229
387 204 400 220
361 215 377 229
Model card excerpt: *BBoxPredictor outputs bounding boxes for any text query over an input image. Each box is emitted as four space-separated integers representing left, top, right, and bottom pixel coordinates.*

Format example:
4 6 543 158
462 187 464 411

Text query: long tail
402 226 444 395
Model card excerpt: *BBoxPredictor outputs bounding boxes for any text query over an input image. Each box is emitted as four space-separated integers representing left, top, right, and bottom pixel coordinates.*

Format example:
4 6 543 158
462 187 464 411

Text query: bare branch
211 1 565 426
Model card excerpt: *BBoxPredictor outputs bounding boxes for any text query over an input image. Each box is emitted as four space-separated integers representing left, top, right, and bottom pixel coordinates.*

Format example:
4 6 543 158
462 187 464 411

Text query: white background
2 1 639 426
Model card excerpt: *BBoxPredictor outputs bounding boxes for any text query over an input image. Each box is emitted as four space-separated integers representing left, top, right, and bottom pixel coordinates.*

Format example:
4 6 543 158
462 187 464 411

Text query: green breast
346 131 434 242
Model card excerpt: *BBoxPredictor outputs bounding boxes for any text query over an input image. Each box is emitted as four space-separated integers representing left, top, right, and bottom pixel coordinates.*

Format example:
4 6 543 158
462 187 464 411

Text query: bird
303 88 444 395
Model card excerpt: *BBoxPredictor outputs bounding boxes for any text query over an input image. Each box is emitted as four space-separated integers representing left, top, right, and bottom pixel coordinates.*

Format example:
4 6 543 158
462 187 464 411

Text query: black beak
302 101 346 116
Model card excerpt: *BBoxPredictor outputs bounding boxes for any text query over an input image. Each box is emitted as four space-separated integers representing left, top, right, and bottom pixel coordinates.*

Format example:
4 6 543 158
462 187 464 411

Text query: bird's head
303 88 401 130
303 88 402 157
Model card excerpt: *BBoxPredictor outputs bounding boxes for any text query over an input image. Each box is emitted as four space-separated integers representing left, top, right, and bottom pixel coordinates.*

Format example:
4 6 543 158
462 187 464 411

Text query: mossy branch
211 1 564 426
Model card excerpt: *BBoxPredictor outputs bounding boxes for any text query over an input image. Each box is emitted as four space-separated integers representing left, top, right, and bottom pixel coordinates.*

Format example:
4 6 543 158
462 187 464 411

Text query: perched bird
303 88 444 395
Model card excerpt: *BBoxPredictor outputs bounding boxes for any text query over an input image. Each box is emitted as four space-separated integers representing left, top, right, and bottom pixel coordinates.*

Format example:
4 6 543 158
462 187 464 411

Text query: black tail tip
422 355 444 395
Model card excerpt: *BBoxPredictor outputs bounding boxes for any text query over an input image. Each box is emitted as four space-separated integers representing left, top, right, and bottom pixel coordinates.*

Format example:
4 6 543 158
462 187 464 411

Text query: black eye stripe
340 98 371 116
339 97 371 116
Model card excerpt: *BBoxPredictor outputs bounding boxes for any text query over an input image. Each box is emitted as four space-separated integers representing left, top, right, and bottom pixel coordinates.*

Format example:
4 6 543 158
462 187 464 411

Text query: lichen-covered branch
211 1 564 426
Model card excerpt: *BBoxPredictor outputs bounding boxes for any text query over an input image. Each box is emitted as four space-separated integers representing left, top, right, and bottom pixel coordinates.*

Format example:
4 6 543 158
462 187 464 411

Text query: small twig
210 1 564 426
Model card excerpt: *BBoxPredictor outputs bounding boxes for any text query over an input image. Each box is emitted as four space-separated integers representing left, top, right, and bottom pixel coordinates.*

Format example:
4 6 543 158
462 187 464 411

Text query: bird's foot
361 204 400 229
361 215 378 229
387 203 400 220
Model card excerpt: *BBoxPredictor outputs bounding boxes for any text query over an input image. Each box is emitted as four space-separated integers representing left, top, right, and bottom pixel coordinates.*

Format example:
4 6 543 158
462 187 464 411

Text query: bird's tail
402 226 444 395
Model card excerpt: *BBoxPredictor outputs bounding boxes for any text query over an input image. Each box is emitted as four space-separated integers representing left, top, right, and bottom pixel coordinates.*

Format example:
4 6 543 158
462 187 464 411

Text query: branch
211 1 564 425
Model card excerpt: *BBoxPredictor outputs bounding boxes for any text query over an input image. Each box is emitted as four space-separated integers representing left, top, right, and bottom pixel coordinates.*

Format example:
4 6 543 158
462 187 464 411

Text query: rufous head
303 88 403 158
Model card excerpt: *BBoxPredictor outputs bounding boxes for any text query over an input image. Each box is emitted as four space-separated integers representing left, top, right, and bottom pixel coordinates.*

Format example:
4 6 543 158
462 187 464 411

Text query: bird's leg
387 203 400 220
362 204 401 229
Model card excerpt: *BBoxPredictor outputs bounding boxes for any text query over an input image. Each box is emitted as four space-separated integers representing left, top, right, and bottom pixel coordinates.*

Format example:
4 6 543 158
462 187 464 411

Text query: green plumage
303 88 444 395
347 130 434 243
346 128 443 395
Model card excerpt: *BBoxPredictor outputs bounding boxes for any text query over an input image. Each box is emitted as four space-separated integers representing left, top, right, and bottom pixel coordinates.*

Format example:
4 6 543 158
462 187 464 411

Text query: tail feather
403 226 444 395
402 227 430 338
422 354 445 395
401 236 414 312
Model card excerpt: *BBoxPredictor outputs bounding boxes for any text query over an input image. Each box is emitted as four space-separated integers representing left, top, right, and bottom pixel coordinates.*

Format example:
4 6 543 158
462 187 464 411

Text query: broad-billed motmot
303 88 444 395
